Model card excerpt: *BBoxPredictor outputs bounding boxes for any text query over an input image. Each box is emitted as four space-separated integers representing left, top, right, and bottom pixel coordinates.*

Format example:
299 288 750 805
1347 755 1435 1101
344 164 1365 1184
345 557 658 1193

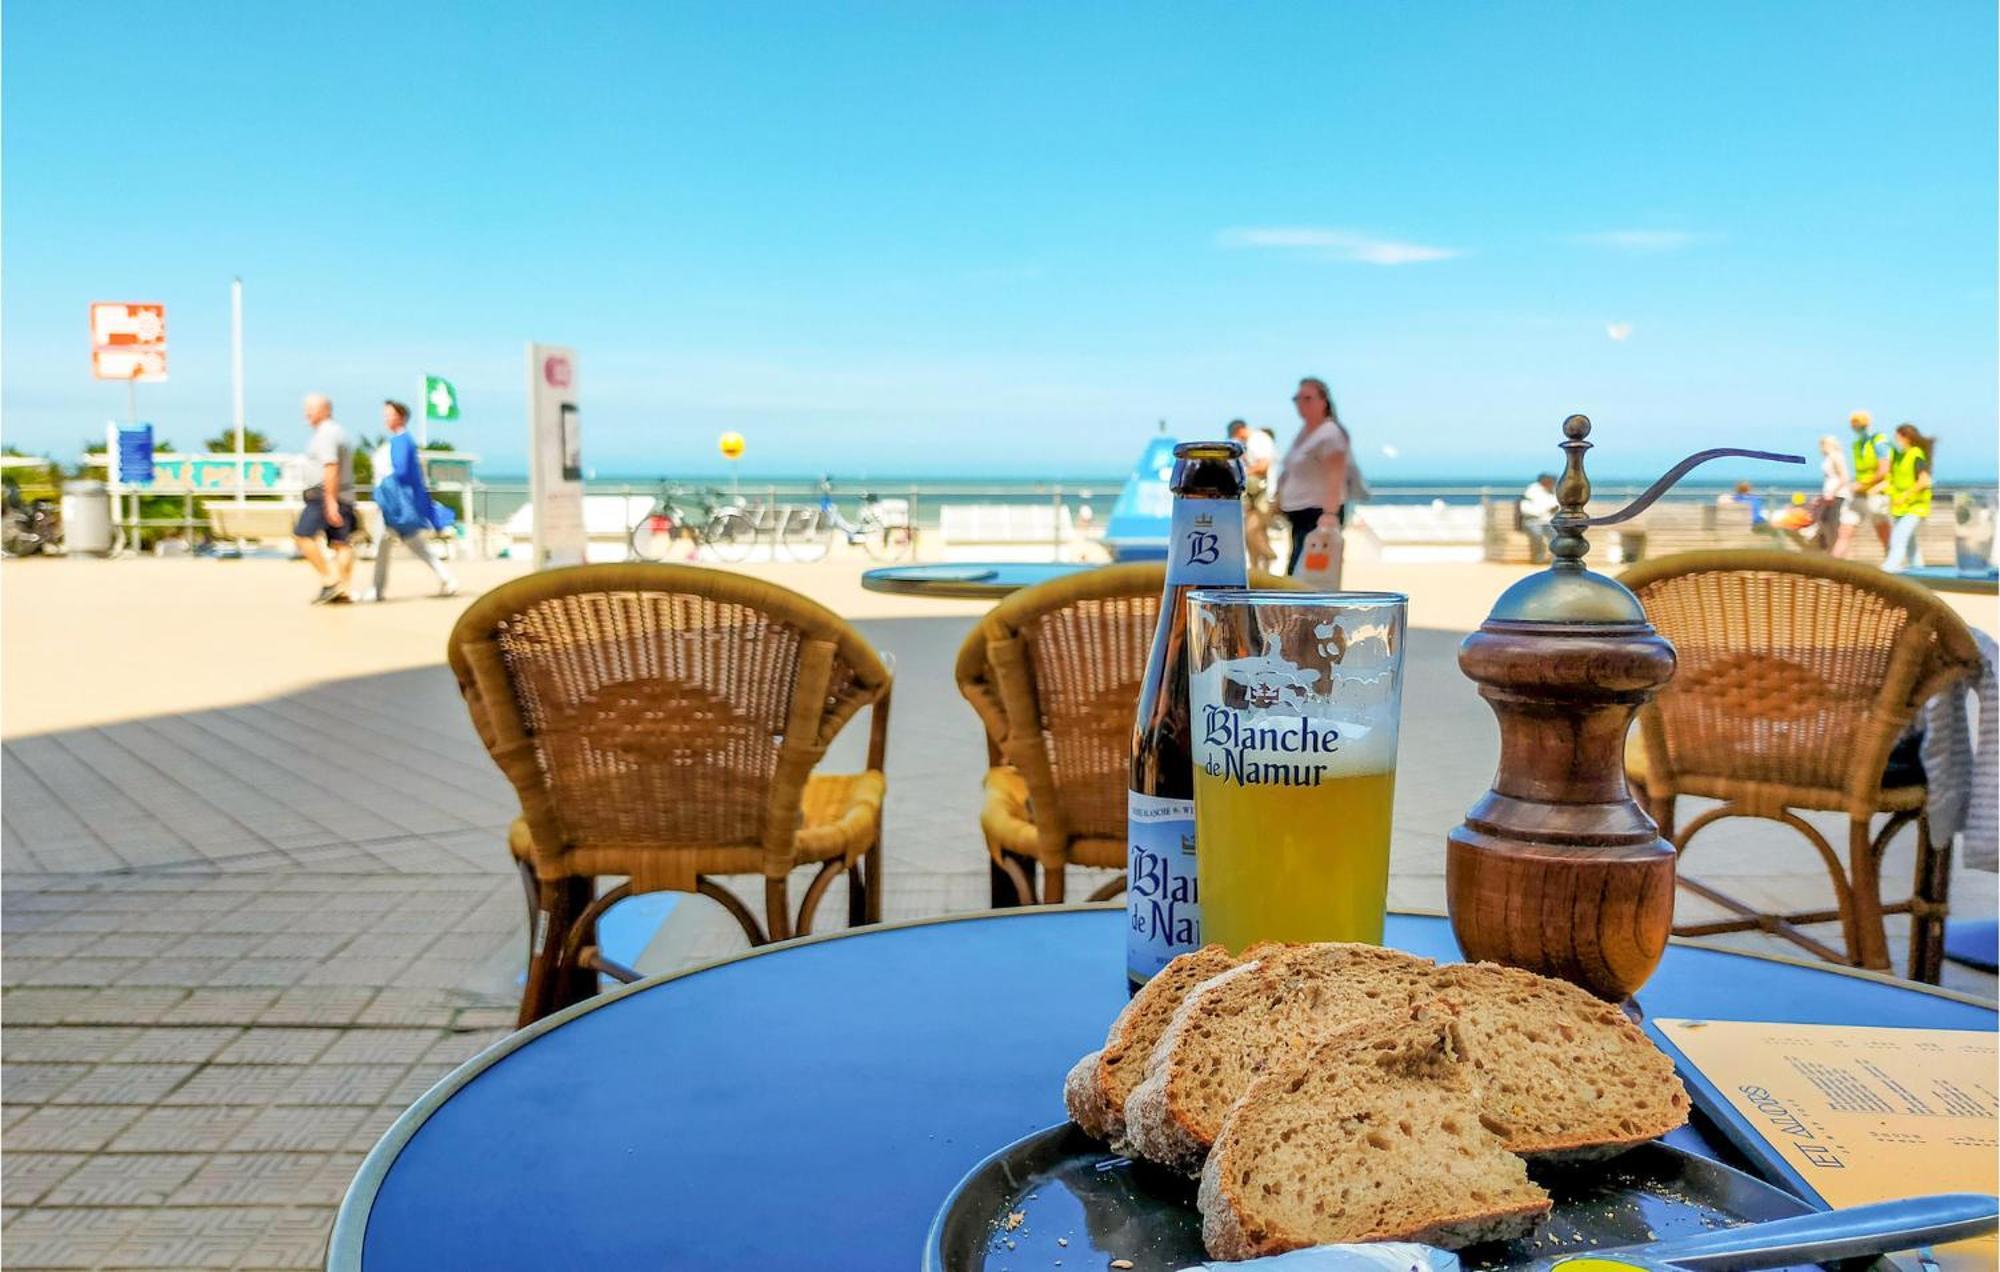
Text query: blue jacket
374 432 454 534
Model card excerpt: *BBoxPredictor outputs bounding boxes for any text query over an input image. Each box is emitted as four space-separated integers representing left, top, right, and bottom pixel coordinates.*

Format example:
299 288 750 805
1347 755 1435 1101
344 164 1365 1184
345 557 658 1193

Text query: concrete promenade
2 552 1994 1269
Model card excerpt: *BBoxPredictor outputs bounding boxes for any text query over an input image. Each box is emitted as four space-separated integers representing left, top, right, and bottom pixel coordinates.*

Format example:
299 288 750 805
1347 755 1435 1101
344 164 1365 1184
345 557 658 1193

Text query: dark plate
925 1123 1820 1271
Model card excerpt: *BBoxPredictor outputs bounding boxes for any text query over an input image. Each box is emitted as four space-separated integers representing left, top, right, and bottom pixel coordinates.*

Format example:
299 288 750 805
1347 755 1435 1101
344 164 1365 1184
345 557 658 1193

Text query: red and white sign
90 302 169 381
543 354 572 388
93 348 169 381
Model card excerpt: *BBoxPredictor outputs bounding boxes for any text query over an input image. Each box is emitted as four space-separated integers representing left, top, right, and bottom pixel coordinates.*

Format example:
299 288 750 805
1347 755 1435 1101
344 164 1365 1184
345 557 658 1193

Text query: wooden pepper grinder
1446 415 1802 1003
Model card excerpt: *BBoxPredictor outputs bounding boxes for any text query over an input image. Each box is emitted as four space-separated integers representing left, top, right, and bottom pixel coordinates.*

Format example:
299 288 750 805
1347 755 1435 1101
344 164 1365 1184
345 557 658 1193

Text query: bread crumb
1056 1237 1068 1247
1111 1262 1135 1269
1004 1211 1025 1230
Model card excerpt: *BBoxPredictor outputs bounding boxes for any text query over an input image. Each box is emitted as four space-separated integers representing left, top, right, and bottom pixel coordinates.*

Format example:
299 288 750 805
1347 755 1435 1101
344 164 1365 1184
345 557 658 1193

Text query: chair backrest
449 565 890 865
1619 551 1981 799
955 563 1292 846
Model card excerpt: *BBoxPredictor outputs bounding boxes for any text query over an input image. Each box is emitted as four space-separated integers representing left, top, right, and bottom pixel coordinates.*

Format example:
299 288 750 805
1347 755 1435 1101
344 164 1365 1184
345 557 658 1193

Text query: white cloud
1217 226 1462 266
1380 443 1401 459
1606 322 1633 342
1573 229 1708 252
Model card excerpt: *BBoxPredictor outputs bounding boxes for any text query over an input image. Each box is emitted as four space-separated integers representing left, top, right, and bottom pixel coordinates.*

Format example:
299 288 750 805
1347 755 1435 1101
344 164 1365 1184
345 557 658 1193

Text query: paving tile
5 1104 142 1151
210 957 319 987
47 1062 198 1105
0 1153 87 1205
0 988 81 1023
3 1062 93 1104
352 989 458 1027
269 1063 411 1107
162 1065 311 1107
299 956 410 986
103 1204 280 1268
42 1153 202 1207
107 1026 243 1064
58 987 190 1026
109 1105 263 1154
226 1105 369 1153
211 1028 342 1065
156 988 281 1025
239 1206 336 1270
168 1153 330 1206
1 1204 147 1267
342 1103 406 1152
254 987 376 1026
422 1029 510 1065
163 933 267 958
317 1029 441 1066
2 1027 144 1063
380 1062 457 1107
252 932 354 960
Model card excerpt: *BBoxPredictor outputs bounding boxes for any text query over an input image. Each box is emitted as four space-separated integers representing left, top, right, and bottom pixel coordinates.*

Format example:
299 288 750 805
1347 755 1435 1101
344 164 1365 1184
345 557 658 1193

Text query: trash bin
61 479 114 555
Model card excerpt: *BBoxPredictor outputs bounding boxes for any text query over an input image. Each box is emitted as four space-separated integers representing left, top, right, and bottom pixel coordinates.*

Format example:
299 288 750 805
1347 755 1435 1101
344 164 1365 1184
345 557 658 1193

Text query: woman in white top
1813 434 1850 554
1275 376 1351 578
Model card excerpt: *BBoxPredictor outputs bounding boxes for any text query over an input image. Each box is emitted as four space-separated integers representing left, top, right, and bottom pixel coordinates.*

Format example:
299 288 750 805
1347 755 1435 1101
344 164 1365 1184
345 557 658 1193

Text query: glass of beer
1184 590 1407 950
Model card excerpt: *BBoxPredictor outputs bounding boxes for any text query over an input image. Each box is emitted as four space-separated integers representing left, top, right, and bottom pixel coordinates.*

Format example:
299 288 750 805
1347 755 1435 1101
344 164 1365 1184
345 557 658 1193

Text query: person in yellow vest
1881 422 1934 574
1834 409 1893 559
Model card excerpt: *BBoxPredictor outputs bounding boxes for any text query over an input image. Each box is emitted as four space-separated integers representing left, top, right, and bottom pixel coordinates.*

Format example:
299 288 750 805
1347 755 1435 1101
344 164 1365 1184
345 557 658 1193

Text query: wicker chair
449 565 892 1024
1620 551 1981 983
955 563 1289 905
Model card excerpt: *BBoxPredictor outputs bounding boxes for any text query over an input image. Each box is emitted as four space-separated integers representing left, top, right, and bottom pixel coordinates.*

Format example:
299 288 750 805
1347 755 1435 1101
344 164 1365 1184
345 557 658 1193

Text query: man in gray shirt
293 393 357 604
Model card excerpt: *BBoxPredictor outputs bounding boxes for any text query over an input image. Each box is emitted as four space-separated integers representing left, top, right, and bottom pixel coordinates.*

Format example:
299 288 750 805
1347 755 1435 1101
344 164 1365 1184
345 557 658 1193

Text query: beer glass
1184 590 1407 950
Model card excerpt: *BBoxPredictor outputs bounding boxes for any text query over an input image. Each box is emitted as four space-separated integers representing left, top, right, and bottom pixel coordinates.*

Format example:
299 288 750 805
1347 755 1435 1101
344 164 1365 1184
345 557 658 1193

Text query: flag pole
231 277 246 505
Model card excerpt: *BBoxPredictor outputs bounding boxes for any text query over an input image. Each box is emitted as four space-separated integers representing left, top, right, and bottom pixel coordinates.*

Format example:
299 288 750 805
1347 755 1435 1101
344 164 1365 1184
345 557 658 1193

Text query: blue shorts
296 494 358 544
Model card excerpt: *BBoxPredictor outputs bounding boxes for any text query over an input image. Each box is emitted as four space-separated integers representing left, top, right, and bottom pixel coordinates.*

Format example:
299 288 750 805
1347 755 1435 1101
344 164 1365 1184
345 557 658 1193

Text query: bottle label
1166 498 1245 587
1126 790 1200 982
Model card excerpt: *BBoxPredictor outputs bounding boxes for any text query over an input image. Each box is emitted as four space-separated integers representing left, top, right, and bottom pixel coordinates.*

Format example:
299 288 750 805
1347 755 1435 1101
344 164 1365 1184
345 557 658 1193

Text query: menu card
1655 1019 1997 1271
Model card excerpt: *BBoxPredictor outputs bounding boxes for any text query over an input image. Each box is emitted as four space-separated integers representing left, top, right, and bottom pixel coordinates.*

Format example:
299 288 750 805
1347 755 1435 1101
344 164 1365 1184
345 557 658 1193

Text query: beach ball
718 431 745 460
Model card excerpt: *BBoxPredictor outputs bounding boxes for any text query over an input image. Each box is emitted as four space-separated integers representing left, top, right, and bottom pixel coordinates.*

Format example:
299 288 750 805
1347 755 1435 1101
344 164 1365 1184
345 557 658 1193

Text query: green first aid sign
424 375 460 421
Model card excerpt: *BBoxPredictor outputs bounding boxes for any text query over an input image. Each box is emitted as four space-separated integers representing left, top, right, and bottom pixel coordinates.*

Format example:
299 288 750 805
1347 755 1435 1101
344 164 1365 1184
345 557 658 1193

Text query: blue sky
5 1 1994 481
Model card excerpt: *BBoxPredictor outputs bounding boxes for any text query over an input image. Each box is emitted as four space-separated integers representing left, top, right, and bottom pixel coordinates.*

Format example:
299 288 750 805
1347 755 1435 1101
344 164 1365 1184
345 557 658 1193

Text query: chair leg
990 850 1037 907
1042 861 1067 904
516 869 596 1027
1909 813 1949 985
1652 793 1677 844
864 833 882 924
1846 815 1892 972
846 863 866 927
794 860 842 936
765 877 793 943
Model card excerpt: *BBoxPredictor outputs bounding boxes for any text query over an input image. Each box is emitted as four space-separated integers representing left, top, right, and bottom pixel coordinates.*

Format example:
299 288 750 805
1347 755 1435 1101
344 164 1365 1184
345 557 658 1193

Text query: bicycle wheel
781 510 831 562
629 513 679 562
704 510 756 563
861 518 914 561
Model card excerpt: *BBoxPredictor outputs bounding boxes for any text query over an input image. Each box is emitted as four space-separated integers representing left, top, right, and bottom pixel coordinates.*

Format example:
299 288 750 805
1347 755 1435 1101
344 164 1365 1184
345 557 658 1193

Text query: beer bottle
1128 440 1246 989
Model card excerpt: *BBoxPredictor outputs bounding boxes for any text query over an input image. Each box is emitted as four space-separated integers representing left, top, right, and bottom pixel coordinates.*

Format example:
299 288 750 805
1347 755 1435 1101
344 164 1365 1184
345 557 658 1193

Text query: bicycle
779 478 914 562
1 483 61 557
629 483 758 563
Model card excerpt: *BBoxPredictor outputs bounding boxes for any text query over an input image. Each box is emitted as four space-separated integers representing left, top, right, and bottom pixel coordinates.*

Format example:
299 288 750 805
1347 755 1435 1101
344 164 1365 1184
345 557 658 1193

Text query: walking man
1835 410 1893 559
1229 419 1277 572
365 400 458 600
295 393 357 604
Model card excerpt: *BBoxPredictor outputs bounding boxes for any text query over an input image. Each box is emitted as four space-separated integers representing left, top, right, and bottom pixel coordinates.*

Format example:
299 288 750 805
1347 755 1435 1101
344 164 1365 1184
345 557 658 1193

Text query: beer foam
1191 664 1399 782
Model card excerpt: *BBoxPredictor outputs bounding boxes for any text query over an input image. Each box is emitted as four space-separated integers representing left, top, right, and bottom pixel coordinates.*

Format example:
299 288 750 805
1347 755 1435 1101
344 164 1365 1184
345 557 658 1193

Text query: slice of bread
1428 962 1689 1158
1063 944 1243 1142
1122 943 1437 1172
1198 1007 1551 1258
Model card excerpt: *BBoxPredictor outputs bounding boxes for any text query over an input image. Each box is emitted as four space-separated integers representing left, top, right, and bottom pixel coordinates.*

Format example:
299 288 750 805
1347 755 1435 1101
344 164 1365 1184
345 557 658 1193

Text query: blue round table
329 908 1995 1270
860 561 1095 598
